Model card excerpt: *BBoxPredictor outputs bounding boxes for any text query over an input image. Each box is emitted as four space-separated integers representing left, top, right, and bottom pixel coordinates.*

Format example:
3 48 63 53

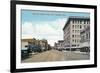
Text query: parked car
21 48 29 60
31 45 42 53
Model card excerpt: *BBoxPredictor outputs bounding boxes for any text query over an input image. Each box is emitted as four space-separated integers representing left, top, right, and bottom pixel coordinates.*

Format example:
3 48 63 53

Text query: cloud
22 18 67 46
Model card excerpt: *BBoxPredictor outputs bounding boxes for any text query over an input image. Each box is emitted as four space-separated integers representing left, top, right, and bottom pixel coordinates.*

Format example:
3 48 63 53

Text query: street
22 50 90 63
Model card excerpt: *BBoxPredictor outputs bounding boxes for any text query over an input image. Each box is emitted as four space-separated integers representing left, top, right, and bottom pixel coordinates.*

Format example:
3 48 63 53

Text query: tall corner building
63 16 90 51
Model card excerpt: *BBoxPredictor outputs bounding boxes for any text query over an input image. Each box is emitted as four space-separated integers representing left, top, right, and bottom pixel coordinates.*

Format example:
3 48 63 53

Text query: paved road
22 50 90 63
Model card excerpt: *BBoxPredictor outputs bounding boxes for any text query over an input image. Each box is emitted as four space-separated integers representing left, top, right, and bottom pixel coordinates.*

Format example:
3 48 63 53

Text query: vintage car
21 48 29 60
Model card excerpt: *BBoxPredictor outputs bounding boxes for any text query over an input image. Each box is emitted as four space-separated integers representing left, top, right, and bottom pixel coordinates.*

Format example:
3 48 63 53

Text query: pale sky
21 10 90 46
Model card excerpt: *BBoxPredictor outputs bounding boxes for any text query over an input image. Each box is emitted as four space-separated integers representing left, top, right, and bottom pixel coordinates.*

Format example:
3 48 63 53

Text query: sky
21 10 90 46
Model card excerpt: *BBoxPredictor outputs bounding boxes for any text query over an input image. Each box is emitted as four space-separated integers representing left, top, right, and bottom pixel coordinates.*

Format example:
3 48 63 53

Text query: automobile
31 45 42 53
21 48 29 60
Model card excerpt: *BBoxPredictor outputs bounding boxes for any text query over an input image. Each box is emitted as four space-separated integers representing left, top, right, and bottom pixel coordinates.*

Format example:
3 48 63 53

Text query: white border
16 4 94 69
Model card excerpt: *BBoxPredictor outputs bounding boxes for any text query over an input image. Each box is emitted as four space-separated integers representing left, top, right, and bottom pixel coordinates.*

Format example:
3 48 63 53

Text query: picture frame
10 0 97 72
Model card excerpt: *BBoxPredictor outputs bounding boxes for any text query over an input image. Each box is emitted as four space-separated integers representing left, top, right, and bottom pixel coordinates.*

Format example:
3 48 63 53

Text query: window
25 45 28 47
77 20 79 24
73 25 74 28
75 39 76 42
72 35 74 37
77 30 79 33
73 39 74 42
84 21 86 24
72 45 76 47
72 20 74 23
74 35 76 37
80 25 82 29
89 32 90 38
73 30 74 32
80 21 82 24
86 33 88 39
86 21 87 24
74 30 76 33
75 25 76 28
77 25 78 28
87 21 88 24
78 25 79 28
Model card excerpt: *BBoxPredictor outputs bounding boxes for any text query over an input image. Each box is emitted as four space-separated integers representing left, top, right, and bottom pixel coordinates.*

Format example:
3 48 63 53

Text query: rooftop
63 16 90 30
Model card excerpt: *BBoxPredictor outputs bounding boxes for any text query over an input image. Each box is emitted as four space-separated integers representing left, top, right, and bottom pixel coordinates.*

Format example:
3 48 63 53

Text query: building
54 40 64 51
63 16 90 51
21 38 48 51
39 39 48 51
80 25 90 52
21 38 37 51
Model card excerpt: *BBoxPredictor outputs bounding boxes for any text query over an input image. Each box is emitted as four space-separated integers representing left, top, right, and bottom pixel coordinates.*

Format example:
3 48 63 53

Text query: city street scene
21 10 90 63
